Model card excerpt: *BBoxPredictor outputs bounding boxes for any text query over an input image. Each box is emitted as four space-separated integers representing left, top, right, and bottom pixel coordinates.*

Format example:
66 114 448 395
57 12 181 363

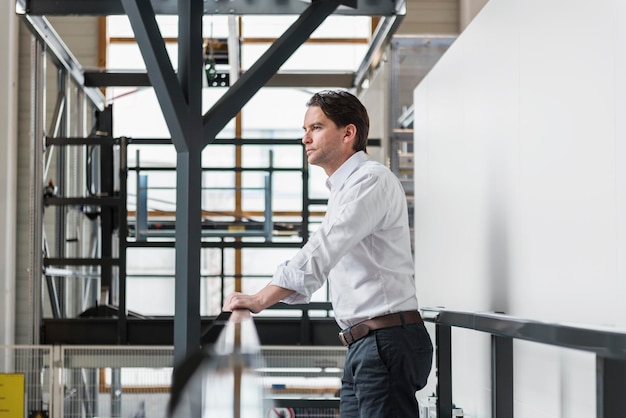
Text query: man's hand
222 292 263 314
222 285 296 314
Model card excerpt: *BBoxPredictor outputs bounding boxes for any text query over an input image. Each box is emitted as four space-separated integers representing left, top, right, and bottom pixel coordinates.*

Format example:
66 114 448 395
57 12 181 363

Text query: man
222 89 433 417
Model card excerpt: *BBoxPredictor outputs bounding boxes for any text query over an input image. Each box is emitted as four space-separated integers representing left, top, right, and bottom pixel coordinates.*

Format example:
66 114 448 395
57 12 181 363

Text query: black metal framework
115 0 355 369
42 129 131 343
39 133 341 346
18 0 405 379
43 303 340 346
422 307 626 418
83 69 355 89
19 0 394 16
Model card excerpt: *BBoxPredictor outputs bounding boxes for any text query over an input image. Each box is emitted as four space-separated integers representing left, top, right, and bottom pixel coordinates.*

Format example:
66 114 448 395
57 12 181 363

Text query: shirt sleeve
270 169 390 304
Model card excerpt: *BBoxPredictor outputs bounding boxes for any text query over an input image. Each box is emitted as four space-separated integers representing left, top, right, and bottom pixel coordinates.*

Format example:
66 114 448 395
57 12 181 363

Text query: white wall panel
615 0 626 324
413 0 622 416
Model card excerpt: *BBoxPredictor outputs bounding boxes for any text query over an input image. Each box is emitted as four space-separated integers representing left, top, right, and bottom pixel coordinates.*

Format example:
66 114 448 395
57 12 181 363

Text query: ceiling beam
120 0 190 150
83 69 355 88
20 0 400 16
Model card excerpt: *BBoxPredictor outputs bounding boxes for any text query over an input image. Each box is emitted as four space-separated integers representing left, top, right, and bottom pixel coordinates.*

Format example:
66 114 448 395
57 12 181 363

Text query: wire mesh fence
262 346 345 418
61 346 174 418
0 346 53 417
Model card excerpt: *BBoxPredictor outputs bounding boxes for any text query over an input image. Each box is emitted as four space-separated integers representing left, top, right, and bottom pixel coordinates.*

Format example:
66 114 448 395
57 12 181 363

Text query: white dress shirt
270 151 419 329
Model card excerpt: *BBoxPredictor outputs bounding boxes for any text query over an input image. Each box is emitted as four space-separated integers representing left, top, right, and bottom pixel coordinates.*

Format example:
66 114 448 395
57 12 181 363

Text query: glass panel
270 146 303 168
202 15 232 38
111 87 171 138
202 144 235 167
241 15 370 39
272 172 303 212
107 43 179 70
107 15 135 38
108 15 201 38
241 88 310 135
242 43 368 71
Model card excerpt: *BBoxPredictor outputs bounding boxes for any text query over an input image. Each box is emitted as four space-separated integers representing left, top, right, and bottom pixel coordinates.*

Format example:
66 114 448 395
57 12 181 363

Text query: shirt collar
326 151 368 191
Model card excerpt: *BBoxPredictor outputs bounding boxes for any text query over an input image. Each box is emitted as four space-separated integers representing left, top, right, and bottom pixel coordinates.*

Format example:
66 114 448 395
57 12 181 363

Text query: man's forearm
255 284 295 310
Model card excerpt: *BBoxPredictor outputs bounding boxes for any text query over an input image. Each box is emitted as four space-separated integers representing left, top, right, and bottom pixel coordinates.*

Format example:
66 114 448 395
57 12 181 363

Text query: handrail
420 307 626 418
422 307 626 360
171 309 341 417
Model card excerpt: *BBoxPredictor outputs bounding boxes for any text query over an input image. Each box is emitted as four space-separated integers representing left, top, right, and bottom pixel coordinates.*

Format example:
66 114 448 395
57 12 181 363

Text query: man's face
301 105 351 176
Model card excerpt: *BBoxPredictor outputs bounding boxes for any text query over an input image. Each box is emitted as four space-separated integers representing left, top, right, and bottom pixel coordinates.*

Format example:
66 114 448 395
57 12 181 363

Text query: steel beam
119 0 206 369
119 0 207 368
174 0 204 370
20 0 395 16
177 0 202 115
83 69 354 88
597 356 626 418
29 35 45 345
120 0 190 151
435 324 453 418
41 316 341 346
173 150 203 367
492 335 513 418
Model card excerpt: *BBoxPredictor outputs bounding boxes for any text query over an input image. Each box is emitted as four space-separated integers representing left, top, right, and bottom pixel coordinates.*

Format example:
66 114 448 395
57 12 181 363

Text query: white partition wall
413 0 626 417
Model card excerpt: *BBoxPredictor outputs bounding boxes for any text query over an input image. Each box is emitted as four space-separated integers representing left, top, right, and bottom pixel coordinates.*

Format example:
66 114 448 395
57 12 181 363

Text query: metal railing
1 307 342 418
421 307 626 418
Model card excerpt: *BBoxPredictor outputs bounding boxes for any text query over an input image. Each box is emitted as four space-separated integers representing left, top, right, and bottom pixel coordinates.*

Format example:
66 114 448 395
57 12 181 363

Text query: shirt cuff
270 261 311 304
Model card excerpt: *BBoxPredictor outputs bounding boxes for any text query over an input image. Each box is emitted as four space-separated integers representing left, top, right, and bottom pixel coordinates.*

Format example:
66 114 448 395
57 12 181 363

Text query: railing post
597 356 626 418
491 335 513 418
436 323 453 418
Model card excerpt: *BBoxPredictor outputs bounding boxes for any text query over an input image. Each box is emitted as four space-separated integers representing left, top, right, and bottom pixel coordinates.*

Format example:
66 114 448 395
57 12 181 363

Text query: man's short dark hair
306 90 370 153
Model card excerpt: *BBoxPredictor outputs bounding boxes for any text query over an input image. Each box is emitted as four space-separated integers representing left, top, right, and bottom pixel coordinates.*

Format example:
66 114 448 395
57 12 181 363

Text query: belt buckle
338 329 354 347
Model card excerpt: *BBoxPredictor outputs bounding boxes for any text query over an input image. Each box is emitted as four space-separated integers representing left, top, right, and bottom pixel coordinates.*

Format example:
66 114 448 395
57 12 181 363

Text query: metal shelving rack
42 107 132 343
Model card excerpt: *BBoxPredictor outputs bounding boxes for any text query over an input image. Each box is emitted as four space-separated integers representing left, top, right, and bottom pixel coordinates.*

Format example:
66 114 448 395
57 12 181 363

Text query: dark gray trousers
340 322 433 418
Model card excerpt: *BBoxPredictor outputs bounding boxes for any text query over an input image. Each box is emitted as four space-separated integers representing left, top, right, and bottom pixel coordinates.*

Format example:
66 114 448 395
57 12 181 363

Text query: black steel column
120 0 204 368
491 335 513 417
173 0 204 369
301 146 310 242
96 107 115 304
173 148 203 364
436 324 452 418
117 136 129 343
597 356 626 418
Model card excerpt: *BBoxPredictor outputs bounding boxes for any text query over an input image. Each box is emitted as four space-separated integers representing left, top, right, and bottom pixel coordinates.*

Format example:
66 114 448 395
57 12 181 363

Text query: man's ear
343 124 357 143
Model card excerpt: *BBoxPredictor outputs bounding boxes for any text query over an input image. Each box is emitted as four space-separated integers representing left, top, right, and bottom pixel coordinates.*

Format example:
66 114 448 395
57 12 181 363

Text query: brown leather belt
338 310 423 347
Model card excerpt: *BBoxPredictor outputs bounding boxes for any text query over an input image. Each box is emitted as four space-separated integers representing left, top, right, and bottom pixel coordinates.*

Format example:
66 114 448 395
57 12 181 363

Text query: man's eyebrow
304 120 323 128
